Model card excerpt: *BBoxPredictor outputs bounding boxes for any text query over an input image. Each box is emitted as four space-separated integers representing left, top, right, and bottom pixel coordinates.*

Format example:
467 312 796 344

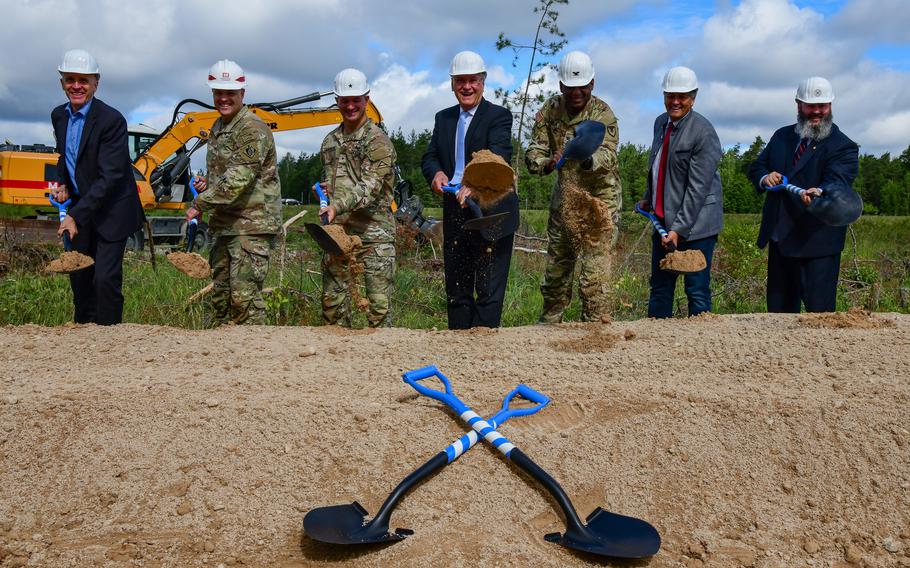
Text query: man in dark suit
748 76 859 313
50 49 145 325
421 51 518 329
638 67 723 318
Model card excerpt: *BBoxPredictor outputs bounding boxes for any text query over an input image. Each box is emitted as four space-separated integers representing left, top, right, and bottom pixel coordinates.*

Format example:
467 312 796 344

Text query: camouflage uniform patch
209 234 274 325
197 106 281 326
196 106 282 237
318 119 397 327
526 94 621 323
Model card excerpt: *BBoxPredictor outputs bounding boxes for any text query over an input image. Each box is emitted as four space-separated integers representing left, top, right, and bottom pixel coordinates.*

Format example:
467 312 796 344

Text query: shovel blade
562 120 606 162
304 222 345 256
303 502 412 545
462 211 509 231
544 507 661 559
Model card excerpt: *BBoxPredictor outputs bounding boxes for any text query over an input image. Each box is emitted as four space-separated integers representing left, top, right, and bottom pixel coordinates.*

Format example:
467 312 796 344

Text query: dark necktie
793 138 808 166
655 122 674 218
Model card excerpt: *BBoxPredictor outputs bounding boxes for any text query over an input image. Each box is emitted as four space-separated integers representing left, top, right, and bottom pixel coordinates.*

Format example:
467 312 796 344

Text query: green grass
2 212 909 328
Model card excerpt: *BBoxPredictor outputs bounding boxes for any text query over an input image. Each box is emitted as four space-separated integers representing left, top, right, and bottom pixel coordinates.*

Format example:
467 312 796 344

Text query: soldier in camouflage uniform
186 59 281 326
526 51 622 323
316 68 396 328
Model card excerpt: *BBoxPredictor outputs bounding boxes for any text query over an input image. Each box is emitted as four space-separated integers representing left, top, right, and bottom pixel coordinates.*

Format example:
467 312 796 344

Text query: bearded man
748 76 860 313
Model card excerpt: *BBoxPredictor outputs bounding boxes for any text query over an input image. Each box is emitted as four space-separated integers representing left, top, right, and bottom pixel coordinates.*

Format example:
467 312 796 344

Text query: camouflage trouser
322 242 395 328
209 234 274 326
539 205 617 323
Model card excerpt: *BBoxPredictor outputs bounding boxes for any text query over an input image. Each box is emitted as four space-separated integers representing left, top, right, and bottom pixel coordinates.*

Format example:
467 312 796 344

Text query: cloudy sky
2 0 908 162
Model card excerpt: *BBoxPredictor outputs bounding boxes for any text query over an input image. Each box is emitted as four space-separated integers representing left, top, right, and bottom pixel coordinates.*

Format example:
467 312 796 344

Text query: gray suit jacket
643 110 723 241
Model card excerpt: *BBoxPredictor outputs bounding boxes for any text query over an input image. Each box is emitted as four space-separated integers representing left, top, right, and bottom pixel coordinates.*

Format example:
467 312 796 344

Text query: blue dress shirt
65 98 93 195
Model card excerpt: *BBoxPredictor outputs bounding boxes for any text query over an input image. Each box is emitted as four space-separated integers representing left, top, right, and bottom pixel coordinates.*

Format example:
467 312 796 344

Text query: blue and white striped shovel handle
767 175 821 197
634 204 669 239
403 365 549 461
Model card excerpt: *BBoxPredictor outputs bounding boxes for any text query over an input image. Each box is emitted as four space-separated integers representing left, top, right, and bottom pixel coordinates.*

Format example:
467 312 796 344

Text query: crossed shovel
303 366 661 559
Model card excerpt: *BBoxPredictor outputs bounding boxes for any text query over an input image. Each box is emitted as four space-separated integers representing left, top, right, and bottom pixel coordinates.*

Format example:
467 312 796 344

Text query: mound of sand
167 252 211 280
1 314 908 567
799 307 896 330
45 251 94 273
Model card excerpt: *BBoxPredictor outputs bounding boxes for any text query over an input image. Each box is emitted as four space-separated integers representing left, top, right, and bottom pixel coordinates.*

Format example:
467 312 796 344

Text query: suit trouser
444 229 514 329
69 230 128 325
648 232 717 318
766 241 840 313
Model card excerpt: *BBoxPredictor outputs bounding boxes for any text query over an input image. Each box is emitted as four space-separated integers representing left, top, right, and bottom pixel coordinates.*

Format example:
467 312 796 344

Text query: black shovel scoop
403 365 662 559
441 183 509 231
555 119 606 170
304 182 346 256
303 383 550 545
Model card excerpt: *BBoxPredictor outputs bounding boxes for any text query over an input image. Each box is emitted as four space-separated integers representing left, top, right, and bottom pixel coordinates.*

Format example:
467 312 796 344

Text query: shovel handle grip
440 183 461 194
314 182 330 225
402 365 469 413
554 155 567 171
442 383 550 463
48 195 71 223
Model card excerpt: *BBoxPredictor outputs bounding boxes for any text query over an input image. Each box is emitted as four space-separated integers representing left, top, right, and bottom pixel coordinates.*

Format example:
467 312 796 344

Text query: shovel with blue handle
48 194 76 252
402 365 661 559
766 175 862 227
634 204 675 251
304 182 346 255
303 382 550 545
441 183 509 231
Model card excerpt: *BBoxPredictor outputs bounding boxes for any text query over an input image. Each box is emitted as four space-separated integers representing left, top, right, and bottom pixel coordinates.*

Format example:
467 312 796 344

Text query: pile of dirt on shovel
462 149 514 208
323 225 362 258
44 251 94 273
167 252 211 280
659 249 707 273
560 168 614 251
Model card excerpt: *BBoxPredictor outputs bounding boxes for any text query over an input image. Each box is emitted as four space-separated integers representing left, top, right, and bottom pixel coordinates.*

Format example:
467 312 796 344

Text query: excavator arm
135 92 383 210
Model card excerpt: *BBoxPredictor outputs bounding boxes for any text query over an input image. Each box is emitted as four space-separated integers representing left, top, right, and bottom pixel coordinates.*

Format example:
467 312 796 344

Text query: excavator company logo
47 182 59 190
266 122 278 130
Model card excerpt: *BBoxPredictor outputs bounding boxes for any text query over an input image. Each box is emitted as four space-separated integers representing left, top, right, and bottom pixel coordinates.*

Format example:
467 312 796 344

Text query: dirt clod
462 149 514 208
45 251 93 273
324 225 362 258
167 251 211 279
660 249 707 273
799 307 895 329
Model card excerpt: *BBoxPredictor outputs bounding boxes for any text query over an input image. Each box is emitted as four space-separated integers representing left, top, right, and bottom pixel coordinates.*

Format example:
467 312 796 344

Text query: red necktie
793 139 808 166
655 122 674 218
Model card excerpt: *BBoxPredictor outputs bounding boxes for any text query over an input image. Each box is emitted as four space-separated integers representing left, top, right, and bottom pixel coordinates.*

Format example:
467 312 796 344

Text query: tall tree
494 0 569 173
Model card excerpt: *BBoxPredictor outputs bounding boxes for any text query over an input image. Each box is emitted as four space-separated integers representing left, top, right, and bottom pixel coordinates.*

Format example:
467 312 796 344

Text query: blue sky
1 0 908 159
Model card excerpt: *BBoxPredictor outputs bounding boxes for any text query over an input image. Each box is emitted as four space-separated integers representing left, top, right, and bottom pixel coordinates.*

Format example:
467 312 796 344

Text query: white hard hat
450 51 486 76
558 51 595 87
662 66 698 93
333 68 369 97
58 49 100 75
796 76 834 104
207 59 246 90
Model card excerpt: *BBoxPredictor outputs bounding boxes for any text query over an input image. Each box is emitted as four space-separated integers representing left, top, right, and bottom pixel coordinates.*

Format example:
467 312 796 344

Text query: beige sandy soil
1 313 909 567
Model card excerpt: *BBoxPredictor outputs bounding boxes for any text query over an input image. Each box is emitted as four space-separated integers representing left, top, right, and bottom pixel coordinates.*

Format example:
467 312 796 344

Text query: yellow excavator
0 91 383 249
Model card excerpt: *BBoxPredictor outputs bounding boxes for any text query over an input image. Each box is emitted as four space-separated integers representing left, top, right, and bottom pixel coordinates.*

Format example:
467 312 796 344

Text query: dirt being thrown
659 249 707 273
167 252 210 279
798 307 895 329
463 149 514 208
560 169 614 251
45 251 94 273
